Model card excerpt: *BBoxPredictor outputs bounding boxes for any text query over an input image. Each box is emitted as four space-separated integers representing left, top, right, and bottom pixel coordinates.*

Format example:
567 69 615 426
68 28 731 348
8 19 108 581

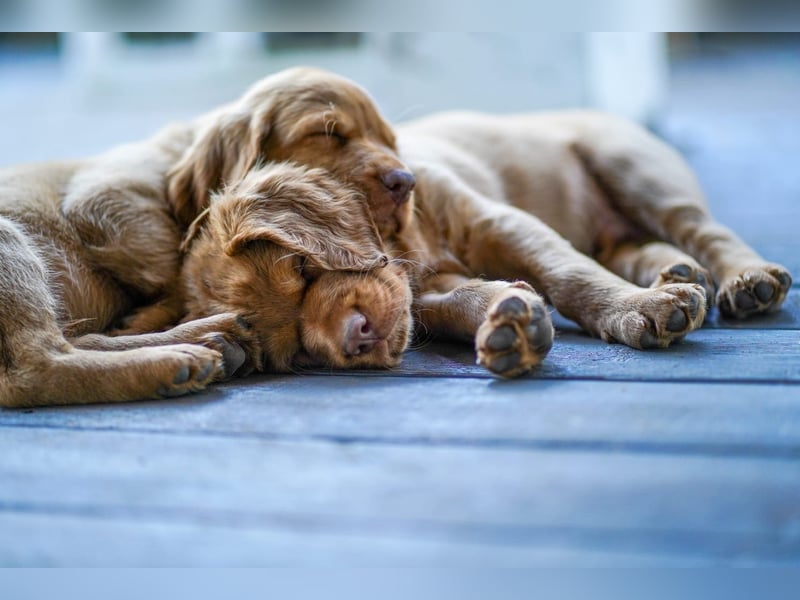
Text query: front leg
70 313 260 379
417 274 554 377
463 204 706 349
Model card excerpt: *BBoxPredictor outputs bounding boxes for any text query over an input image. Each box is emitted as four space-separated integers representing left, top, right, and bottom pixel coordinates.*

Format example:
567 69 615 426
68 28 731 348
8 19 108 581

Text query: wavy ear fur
167 108 269 229
212 163 387 271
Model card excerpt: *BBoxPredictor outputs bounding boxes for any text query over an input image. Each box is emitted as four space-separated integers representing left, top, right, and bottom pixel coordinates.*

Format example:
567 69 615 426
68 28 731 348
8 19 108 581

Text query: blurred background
0 32 798 164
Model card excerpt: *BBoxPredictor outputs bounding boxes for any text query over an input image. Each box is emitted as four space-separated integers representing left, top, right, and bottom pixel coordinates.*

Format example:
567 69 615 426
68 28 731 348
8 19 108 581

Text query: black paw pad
665 308 687 332
776 272 792 289
735 289 757 311
496 297 527 319
486 325 516 352
526 323 553 353
668 264 692 279
489 351 521 374
718 295 733 316
172 365 191 385
754 281 775 303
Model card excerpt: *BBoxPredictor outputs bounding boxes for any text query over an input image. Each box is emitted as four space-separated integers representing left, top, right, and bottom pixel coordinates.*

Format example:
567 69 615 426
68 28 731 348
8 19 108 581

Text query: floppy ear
213 163 388 271
167 108 269 229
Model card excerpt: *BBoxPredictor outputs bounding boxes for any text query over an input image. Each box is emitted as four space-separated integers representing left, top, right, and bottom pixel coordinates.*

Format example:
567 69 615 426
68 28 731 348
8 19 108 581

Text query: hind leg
603 241 715 307
574 116 792 318
0 217 223 408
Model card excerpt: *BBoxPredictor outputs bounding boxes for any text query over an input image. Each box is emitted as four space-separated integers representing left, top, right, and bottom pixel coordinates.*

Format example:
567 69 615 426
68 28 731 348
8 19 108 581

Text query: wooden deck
1 43 799 566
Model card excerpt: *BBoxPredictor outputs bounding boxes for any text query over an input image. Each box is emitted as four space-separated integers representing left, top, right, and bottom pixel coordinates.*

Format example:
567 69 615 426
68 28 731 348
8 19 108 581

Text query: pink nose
343 311 379 356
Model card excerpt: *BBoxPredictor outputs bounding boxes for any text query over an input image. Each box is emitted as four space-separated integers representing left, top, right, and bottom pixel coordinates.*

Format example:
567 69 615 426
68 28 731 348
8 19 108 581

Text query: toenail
669 264 691 278
666 308 687 332
497 297 527 318
735 289 757 310
754 281 775 303
489 351 521 373
486 325 516 351
172 365 190 385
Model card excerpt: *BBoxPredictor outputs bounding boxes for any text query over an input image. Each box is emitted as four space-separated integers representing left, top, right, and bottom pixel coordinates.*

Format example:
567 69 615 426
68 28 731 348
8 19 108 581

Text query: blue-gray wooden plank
3 378 799 458
0 512 726 567
0 426 798 563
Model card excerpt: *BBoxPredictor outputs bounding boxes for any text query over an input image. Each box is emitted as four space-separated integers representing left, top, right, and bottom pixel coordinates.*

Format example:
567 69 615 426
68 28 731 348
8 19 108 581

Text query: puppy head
168 67 415 240
181 162 413 372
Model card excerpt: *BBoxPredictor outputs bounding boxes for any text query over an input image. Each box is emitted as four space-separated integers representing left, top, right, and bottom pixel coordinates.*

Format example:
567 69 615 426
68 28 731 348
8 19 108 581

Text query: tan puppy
0 67 412 407
396 110 792 375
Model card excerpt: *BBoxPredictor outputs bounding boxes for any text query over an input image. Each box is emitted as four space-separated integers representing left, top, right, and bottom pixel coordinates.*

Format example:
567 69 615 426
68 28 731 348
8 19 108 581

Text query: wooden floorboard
0 512 737 567
1 426 798 564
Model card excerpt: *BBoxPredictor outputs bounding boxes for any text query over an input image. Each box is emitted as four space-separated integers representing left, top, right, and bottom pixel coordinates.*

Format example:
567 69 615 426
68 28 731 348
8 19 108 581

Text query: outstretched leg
416 274 554 377
71 312 256 377
0 217 223 408
602 241 715 306
573 115 792 318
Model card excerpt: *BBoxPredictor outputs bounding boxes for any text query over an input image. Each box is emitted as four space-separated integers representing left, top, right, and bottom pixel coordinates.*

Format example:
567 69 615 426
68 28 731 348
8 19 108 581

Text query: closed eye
296 256 320 287
308 131 348 146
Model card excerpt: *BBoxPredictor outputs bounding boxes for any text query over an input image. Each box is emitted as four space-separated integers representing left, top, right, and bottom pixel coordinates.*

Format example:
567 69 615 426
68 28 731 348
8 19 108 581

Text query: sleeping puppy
0 67 412 407
174 104 793 379
172 108 792 379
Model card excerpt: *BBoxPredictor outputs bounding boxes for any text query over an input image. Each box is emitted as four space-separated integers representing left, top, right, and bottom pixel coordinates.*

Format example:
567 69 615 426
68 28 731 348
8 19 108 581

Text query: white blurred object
55 32 669 123
0 32 670 165
585 33 670 123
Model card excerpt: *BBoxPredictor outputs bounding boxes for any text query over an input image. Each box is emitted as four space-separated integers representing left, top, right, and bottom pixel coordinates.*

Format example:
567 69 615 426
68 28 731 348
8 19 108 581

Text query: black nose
381 169 415 205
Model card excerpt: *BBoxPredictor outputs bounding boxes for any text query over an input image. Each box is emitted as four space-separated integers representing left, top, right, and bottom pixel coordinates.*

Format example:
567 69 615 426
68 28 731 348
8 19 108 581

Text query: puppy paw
154 345 225 398
603 283 706 349
653 261 715 308
175 313 261 377
476 284 554 378
197 332 248 379
717 264 792 318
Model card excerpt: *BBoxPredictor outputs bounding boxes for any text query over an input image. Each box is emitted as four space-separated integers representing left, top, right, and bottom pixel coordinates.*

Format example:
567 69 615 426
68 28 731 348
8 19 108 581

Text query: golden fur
0 67 792 407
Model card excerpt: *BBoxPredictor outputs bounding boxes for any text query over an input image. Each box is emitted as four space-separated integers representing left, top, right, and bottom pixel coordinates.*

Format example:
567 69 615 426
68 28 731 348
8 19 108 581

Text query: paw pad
476 289 554 378
717 265 792 318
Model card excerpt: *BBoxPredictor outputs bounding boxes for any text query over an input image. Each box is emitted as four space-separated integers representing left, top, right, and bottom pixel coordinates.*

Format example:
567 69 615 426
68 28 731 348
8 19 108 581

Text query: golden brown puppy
177 106 792 381
393 110 792 375
0 67 412 407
